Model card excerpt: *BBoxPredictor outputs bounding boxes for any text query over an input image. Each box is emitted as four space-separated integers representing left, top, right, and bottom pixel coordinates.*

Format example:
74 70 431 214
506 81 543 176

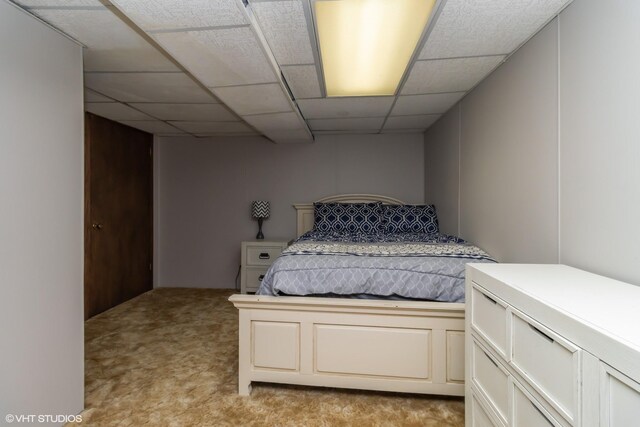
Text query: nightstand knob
258 253 270 260
259 275 265 282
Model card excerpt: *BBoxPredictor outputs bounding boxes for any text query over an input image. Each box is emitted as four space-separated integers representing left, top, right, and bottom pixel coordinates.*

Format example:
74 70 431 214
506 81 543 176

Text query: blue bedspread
256 232 495 303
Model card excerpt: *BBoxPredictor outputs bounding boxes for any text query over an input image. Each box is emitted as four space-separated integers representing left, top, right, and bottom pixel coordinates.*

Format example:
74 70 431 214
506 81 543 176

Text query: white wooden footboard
229 294 465 397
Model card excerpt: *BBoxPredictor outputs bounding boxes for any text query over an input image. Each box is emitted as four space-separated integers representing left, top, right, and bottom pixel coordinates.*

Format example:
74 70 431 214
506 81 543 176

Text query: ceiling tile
129 103 236 121
154 27 277 87
194 132 260 138
383 114 441 130
156 132 190 137
118 120 182 134
214 84 291 115
13 0 103 6
313 130 379 135
32 8 179 72
251 0 314 65
420 0 569 59
263 129 313 143
169 121 253 133
380 129 429 134
297 97 394 119
85 102 154 120
282 65 321 99
109 0 247 31
243 112 303 131
308 117 384 131
85 72 217 103
401 56 504 95
84 89 114 103
391 92 465 116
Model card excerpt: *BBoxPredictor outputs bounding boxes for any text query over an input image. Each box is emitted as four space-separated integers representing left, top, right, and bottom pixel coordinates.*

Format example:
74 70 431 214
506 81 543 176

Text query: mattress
256 232 495 303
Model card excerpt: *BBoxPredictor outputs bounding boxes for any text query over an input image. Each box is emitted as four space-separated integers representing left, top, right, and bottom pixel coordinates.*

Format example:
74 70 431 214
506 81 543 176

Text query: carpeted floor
72 288 464 426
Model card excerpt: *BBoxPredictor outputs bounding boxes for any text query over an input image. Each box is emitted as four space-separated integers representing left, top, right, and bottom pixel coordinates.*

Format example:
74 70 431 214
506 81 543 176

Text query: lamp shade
251 201 270 219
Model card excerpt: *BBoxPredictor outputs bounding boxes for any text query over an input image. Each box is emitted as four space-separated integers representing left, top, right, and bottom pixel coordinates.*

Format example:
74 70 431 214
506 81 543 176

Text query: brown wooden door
85 113 153 319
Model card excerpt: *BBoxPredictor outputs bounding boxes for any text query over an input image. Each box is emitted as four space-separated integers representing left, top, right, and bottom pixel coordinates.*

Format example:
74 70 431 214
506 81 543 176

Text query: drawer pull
531 401 554 426
258 275 265 282
529 324 554 343
483 293 497 304
483 350 500 369
258 253 270 260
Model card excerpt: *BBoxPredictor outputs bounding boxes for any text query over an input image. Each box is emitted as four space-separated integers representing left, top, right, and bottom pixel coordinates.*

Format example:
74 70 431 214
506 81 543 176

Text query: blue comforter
256 232 495 303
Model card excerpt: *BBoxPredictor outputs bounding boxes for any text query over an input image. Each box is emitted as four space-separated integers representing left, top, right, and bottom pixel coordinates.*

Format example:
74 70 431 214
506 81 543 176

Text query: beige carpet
72 288 464 426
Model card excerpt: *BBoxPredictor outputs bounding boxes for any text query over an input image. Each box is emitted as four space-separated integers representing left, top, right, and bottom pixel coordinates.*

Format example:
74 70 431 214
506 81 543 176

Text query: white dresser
465 264 640 427
240 240 288 294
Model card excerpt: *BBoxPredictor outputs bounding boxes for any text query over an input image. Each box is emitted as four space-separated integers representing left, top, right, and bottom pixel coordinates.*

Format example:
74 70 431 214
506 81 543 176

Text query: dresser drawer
470 392 504 427
511 311 579 423
513 381 564 427
471 338 510 425
471 284 508 358
244 267 268 292
600 362 640 427
246 246 283 266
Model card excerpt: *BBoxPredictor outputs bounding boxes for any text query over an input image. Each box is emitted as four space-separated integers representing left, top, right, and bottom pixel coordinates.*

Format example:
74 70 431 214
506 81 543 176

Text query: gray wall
0 1 84 422
423 106 460 236
155 133 425 288
424 0 640 285
559 0 640 285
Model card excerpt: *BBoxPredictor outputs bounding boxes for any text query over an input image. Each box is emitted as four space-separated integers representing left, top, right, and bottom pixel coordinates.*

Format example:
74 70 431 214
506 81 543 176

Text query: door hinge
149 147 152 157
149 263 152 271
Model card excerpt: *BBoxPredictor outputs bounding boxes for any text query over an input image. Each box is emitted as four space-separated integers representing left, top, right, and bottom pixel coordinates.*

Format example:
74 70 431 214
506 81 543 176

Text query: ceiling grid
13 0 573 138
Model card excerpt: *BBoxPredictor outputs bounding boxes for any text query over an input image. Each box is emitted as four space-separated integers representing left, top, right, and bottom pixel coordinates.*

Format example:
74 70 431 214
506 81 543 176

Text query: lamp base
256 218 264 240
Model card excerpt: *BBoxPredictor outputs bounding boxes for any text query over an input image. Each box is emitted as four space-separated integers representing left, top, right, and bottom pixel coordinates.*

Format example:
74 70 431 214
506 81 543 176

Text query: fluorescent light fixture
315 0 436 97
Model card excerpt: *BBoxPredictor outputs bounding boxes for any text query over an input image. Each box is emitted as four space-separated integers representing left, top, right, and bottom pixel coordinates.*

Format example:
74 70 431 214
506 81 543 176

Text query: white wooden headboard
293 194 405 237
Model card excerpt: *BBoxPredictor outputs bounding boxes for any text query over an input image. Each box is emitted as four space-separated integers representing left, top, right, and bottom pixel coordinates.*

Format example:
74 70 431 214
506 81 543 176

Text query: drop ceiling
13 0 572 142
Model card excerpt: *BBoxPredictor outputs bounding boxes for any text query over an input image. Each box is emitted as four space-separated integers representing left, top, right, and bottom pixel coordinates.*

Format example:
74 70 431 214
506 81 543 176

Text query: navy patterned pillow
313 202 384 234
383 204 439 234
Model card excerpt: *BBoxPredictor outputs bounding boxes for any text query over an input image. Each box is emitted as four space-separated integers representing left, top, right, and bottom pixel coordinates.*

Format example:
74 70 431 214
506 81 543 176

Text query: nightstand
240 240 288 294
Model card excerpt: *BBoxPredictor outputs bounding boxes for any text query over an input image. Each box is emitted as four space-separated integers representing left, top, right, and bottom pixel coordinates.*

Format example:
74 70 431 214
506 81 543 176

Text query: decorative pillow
383 204 439 234
313 202 384 234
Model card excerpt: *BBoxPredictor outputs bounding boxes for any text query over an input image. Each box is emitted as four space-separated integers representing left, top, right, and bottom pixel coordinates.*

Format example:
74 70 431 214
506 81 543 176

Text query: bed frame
228 194 465 397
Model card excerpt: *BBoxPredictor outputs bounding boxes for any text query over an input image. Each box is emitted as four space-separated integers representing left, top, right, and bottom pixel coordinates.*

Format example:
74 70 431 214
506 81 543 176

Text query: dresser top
468 263 640 354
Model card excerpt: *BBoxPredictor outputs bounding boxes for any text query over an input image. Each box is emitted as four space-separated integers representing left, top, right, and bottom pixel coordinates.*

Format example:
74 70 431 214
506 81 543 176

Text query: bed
228 194 494 397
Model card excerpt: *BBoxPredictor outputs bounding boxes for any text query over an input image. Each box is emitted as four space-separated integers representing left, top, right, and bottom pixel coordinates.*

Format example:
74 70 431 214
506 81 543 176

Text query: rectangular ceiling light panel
315 0 436 97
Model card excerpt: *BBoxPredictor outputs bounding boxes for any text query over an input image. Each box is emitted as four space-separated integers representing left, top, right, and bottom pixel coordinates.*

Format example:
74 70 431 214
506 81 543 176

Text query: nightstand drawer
246 246 283 266
241 240 288 294
245 267 268 292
